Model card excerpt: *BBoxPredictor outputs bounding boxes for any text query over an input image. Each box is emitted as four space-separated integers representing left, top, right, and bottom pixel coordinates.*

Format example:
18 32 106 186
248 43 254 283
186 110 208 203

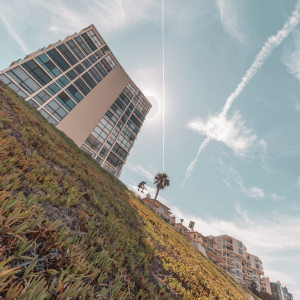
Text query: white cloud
296 103 300 111
188 110 257 154
248 187 265 199
296 177 300 187
216 0 245 42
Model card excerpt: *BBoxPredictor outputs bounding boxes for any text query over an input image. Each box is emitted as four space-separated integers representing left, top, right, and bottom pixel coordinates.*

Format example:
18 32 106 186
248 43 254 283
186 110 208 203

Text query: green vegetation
0 81 258 299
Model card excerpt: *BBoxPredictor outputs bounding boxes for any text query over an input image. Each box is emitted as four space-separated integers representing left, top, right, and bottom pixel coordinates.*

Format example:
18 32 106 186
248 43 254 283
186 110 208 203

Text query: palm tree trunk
151 189 159 209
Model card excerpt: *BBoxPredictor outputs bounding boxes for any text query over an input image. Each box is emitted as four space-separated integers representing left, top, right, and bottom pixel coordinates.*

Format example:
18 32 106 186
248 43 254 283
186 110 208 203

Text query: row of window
3 29 107 103
82 83 147 174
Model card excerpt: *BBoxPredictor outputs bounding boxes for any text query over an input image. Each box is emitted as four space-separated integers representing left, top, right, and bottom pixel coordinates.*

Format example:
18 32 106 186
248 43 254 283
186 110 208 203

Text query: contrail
162 0 165 173
182 0 300 185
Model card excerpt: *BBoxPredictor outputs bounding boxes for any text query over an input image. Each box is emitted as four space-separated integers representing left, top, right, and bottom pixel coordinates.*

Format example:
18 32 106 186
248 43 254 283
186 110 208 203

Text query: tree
151 173 170 208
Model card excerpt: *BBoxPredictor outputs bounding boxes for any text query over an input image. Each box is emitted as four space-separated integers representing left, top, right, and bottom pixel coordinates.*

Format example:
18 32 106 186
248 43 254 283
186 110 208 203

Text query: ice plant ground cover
0 81 258 299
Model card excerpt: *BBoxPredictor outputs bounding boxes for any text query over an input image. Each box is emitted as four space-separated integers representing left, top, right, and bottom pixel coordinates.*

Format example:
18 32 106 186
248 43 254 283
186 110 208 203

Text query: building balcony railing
226 261 234 267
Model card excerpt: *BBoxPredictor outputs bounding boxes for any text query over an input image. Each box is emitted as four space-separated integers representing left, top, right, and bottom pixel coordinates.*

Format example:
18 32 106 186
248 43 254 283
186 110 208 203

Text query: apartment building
187 232 224 265
208 234 267 291
270 281 293 300
0 25 151 178
141 194 175 225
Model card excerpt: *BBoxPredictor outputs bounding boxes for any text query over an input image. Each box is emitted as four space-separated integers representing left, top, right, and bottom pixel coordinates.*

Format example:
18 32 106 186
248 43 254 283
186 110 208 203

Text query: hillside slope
0 81 257 299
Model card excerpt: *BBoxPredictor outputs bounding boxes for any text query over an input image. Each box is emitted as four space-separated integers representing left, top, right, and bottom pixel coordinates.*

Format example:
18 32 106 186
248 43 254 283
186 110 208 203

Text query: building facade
141 194 175 225
271 281 293 300
0 24 151 178
208 234 268 291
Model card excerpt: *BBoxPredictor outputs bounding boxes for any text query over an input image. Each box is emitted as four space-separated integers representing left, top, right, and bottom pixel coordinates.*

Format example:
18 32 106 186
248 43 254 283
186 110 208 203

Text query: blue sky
0 0 299 297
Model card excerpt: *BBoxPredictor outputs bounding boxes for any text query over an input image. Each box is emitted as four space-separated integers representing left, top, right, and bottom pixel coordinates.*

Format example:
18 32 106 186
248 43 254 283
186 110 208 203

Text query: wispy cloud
296 177 300 187
219 159 286 201
0 11 29 53
124 162 156 182
216 0 245 42
183 1 300 184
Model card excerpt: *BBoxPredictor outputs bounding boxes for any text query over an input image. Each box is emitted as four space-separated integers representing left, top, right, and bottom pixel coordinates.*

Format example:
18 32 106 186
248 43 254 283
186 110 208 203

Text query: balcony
226 268 236 275
224 246 234 252
226 261 235 267
224 252 235 260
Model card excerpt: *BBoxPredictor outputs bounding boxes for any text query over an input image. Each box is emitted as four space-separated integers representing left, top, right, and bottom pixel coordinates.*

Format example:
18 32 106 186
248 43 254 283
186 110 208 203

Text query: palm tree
151 173 170 208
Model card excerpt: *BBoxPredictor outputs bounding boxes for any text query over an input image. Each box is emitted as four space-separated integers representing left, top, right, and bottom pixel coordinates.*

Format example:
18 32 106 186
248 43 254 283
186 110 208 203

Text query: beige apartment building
0 25 151 178
141 194 175 225
208 234 270 292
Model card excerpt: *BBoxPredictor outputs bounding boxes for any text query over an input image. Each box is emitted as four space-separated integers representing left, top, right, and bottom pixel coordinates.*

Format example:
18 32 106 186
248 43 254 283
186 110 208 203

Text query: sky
0 0 299 297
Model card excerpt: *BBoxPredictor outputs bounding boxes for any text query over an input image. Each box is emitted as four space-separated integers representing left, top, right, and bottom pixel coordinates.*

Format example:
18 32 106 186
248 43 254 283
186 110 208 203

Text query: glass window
120 114 127 124
65 84 83 103
112 143 127 160
126 120 138 134
80 145 95 158
132 96 138 105
82 59 91 69
124 108 131 117
255 264 260 269
82 72 96 89
46 82 61 96
66 40 85 60
217 237 222 243
238 249 243 255
98 118 113 134
96 156 103 166
81 32 97 51
95 50 103 59
56 92 76 112
74 64 85 75
134 108 144 122
74 78 90 96
110 104 122 117
89 67 102 83
56 75 70 87
105 110 118 125
94 62 107 77
130 114 141 128
123 87 133 99
106 152 123 170
36 54 61 78
39 109 58 126
84 135 102 152
140 97 150 111
27 99 39 108
128 103 134 111
122 127 135 141
100 58 112 72
101 46 109 54
65 69 78 81
99 147 108 158
137 102 147 115
115 98 126 111
33 90 51 105
7 67 40 95
105 55 116 68
88 54 97 64
22 60 52 86
44 100 67 121
117 134 131 151
87 30 102 47
119 92 129 105
255 258 259 263
47 49 70 71
0 74 28 98
238 242 242 248
102 162 118 177
92 126 108 143
74 36 91 55
217 243 221 249
105 137 114 149
127 83 136 95
57 44 78 66
158 206 165 214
